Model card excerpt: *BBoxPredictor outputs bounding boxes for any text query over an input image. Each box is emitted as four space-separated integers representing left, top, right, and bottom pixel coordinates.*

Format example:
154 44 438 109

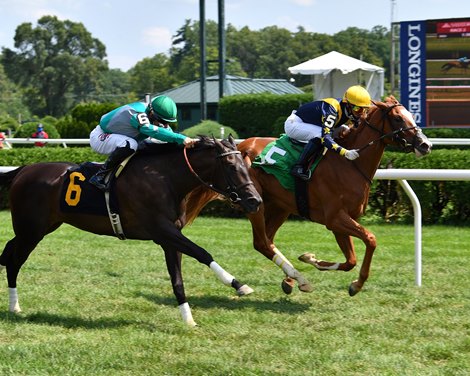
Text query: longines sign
400 21 426 127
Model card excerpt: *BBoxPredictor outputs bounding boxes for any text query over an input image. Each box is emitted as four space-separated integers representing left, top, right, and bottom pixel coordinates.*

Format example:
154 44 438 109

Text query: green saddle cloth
252 134 322 192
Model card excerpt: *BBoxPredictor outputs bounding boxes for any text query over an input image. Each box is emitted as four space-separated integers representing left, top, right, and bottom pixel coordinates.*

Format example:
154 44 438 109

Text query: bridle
352 103 419 184
357 103 418 153
183 144 253 203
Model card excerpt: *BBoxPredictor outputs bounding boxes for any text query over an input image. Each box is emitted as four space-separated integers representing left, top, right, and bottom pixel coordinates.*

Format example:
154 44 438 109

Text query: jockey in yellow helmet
285 85 372 181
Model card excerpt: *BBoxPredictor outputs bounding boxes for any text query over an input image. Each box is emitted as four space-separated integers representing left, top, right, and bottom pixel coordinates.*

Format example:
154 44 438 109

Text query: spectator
0 131 5 149
31 124 49 147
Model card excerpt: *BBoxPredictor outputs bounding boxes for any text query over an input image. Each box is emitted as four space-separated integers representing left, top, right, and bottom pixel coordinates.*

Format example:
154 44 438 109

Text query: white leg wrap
9 287 21 313
0 264 5 272
273 247 294 268
209 261 234 286
273 252 313 292
178 302 197 327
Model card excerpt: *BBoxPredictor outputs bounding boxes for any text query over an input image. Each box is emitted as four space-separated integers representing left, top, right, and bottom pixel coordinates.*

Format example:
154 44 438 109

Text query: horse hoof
298 253 316 265
237 284 254 296
281 278 294 294
298 283 314 293
185 320 198 328
9 306 22 314
348 281 362 296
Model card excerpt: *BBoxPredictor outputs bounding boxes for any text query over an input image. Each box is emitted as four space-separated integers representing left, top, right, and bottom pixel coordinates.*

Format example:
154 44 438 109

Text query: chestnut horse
185 96 432 296
0 136 261 326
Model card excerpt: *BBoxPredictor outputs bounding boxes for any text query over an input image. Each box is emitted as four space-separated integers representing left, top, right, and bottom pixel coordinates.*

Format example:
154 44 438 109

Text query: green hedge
0 147 103 166
369 149 470 224
219 93 312 138
183 120 239 139
55 102 118 138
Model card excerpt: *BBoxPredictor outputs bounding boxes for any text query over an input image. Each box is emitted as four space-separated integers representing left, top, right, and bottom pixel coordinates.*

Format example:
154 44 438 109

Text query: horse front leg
247 207 313 294
299 213 376 295
155 223 253 326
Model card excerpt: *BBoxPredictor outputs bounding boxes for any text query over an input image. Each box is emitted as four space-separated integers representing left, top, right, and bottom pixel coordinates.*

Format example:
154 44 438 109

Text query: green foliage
0 63 31 120
0 147 102 166
2 18 396 122
0 116 19 132
219 93 312 137
1 15 107 117
128 54 175 97
183 120 239 139
368 149 470 224
56 102 118 138
12 122 60 148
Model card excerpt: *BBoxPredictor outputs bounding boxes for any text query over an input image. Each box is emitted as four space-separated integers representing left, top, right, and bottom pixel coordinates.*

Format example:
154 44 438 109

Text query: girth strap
103 154 134 240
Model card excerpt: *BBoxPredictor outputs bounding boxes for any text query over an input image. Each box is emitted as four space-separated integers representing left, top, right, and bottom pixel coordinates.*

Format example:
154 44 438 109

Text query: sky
1 0 470 71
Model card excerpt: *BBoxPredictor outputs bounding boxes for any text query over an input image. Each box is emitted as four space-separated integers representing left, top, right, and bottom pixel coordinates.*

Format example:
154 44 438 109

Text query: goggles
351 105 369 113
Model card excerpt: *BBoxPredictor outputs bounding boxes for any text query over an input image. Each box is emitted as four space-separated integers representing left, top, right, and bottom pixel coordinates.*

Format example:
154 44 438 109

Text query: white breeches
284 111 322 142
89 125 138 155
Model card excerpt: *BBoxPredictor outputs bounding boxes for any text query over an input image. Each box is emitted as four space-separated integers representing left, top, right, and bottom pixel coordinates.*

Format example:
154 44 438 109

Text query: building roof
158 75 304 104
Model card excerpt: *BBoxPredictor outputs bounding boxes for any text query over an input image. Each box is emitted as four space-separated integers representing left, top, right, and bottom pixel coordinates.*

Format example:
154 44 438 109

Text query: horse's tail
185 186 222 225
0 167 25 188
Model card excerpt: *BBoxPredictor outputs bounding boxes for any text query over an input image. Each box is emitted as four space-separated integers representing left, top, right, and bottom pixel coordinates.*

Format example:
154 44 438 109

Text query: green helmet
147 95 177 123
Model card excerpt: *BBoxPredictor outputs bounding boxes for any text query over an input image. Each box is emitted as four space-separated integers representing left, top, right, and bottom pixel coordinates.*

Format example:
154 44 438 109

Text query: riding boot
290 138 322 181
89 143 134 191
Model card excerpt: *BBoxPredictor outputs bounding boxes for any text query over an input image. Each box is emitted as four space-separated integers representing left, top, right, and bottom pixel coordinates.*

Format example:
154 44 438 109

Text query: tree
170 20 245 85
1 16 107 117
0 60 31 121
129 54 175 96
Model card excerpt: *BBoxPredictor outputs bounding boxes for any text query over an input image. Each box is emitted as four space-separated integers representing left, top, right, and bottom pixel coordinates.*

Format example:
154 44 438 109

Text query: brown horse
185 96 432 296
0 136 262 326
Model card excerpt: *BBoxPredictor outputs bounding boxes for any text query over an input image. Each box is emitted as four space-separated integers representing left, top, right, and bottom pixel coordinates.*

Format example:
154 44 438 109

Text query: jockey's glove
345 149 360 160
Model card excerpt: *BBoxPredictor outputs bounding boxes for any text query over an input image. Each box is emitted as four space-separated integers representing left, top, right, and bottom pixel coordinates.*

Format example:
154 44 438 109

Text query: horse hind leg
1 235 43 313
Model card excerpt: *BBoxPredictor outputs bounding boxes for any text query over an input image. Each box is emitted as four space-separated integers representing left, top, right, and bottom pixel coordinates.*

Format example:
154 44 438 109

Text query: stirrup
290 165 311 181
89 172 109 191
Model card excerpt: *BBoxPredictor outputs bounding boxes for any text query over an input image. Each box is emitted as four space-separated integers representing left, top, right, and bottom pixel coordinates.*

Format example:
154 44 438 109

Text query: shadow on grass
0 311 137 329
138 292 311 314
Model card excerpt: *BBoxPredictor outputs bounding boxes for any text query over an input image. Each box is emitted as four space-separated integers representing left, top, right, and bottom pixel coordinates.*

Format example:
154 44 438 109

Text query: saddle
252 135 324 219
252 135 324 192
59 155 134 239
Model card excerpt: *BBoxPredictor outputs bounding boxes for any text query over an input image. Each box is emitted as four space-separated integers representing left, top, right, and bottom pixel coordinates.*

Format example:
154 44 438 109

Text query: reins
356 104 417 153
183 144 248 203
352 103 418 184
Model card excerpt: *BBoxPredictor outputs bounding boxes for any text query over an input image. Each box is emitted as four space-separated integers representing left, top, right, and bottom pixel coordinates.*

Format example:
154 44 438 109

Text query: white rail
1 138 89 148
373 169 470 287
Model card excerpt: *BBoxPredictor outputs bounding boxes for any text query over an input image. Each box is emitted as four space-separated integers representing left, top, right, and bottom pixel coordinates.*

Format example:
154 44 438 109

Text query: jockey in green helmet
89 95 197 190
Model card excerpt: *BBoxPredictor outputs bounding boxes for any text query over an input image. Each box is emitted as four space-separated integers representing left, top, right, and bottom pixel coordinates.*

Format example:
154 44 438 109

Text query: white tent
288 51 384 100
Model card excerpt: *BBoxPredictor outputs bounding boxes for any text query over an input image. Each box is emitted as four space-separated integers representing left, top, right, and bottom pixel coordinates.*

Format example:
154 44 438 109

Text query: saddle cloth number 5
262 145 287 164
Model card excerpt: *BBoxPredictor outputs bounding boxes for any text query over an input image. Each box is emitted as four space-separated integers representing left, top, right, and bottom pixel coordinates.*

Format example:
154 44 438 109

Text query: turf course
0 212 468 375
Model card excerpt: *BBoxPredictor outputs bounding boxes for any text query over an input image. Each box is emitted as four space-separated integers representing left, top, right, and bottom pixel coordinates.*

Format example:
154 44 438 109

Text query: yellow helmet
343 85 371 107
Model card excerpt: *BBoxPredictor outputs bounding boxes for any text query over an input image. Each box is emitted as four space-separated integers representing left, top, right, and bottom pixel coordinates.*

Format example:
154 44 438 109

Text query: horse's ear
228 134 235 146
